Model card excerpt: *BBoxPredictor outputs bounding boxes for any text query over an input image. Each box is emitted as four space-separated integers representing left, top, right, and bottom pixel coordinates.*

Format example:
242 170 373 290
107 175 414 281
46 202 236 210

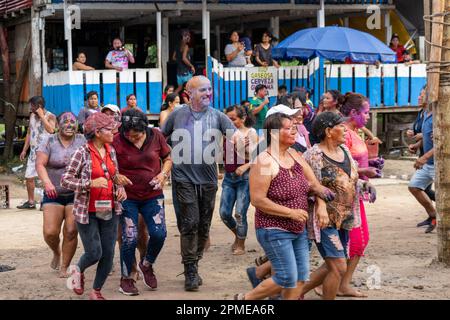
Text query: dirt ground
1 159 450 300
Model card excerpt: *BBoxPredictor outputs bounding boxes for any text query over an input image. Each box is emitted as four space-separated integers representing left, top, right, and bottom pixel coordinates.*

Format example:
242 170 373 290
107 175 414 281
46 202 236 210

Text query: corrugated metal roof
0 0 33 15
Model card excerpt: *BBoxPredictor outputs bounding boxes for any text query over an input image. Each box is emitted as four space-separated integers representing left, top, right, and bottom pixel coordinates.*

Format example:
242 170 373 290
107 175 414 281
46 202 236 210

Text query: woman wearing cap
101 104 121 135
36 112 86 277
220 105 258 256
254 30 279 68
299 111 376 300
235 113 333 300
62 112 129 300
112 109 172 295
121 94 143 114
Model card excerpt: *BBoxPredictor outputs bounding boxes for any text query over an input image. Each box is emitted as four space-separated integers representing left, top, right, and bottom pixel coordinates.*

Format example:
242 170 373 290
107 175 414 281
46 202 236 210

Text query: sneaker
16 201 36 209
119 278 139 296
417 217 432 227
138 261 157 290
425 219 437 233
67 266 84 295
89 289 106 300
246 267 262 289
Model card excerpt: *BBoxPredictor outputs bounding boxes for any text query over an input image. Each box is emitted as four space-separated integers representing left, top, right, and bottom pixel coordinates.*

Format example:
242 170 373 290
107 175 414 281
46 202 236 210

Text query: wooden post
0 23 12 160
31 7 42 95
424 0 431 60
161 16 169 89
428 0 445 104
434 0 450 265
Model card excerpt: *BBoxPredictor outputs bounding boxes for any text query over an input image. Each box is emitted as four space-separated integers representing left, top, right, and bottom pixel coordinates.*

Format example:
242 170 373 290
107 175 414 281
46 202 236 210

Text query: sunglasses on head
122 116 142 124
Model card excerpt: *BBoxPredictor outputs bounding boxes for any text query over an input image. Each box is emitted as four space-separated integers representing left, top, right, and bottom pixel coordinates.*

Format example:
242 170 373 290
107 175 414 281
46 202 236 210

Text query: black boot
195 261 203 286
184 263 199 291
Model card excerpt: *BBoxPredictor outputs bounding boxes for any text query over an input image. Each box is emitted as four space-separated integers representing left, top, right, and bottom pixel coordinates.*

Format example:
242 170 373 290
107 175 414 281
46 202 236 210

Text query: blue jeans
76 213 119 290
409 163 435 190
120 196 167 278
315 227 349 259
219 172 250 239
256 228 310 288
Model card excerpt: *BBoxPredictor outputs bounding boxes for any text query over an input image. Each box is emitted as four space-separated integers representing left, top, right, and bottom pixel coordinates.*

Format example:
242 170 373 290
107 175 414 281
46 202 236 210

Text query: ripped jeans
219 172 250 239
120 196 167 278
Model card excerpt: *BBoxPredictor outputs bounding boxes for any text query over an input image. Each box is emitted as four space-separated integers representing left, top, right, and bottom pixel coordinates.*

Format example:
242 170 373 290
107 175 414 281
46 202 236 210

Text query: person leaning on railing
73 52 95 71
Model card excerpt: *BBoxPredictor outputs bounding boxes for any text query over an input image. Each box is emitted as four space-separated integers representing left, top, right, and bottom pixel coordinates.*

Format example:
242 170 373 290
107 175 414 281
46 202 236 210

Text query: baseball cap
266 104 302 118
102 104 121 115
311 112 349 141
83 112 118 135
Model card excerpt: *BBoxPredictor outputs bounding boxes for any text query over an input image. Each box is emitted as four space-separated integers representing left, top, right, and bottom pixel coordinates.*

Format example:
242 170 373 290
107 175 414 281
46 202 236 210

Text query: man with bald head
162 76 236 291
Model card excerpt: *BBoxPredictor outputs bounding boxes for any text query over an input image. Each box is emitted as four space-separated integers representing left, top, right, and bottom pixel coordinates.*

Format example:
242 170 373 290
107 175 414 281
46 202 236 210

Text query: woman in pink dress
340 93 381 297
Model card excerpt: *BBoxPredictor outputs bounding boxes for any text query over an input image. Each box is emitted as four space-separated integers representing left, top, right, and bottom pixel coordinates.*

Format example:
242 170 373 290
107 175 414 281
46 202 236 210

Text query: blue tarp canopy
272 26 397 63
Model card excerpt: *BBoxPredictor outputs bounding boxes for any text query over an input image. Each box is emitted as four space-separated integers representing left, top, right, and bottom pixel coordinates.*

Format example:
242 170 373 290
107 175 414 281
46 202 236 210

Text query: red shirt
88 142 116 212
112 128 171 201
390 45 406 63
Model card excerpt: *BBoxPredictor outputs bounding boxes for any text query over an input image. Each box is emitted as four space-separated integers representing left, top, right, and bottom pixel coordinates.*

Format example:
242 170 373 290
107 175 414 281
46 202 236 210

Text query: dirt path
1 160 449 300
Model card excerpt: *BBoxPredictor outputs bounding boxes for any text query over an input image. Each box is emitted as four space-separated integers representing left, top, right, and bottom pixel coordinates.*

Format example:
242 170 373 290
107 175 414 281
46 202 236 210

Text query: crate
0 185 10 209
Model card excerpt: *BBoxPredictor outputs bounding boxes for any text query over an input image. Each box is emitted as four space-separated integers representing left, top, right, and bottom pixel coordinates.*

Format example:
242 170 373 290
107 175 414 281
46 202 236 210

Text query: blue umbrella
272 26 397 63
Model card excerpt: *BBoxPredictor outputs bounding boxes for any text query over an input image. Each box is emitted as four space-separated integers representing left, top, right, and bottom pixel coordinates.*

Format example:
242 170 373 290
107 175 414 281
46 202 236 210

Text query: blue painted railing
43 68 162 116
208 56 426 110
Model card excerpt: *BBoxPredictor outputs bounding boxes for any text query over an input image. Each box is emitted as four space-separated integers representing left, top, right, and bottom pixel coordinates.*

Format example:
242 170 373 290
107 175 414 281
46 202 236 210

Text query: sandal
254 255 268 266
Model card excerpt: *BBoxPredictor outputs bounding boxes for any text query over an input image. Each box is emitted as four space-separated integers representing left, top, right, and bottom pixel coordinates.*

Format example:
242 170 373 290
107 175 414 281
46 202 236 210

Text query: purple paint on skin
351 102 370 128
59 112 77 132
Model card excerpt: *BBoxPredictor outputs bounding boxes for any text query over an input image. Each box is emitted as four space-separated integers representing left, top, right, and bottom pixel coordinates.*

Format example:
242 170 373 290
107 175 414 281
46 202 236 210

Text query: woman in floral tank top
300 111 376 300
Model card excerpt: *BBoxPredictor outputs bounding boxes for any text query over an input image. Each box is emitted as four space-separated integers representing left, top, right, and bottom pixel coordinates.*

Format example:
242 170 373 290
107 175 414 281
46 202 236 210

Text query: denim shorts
177 72 193 86
42 193 74 207
256 228 310 288
315 227 349 259
409 163 435 190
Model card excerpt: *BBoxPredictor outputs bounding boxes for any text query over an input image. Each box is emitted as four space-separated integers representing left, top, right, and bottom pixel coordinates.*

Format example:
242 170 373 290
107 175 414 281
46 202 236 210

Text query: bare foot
337 287 368 298
231 238 238 252
59 267 69 278
50 253 61 270
314 286 323 297
232 247 246 255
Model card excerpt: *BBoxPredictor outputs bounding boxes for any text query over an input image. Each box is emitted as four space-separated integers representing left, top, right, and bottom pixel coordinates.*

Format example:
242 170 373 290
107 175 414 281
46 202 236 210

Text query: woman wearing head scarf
62 112 129 300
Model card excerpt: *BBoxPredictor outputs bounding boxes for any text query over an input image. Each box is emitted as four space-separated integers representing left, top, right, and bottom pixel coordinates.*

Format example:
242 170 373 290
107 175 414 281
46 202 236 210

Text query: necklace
189 106 207 121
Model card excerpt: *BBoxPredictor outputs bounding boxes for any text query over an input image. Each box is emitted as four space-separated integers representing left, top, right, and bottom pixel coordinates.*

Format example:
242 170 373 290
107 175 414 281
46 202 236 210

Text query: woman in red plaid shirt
62 112 130 300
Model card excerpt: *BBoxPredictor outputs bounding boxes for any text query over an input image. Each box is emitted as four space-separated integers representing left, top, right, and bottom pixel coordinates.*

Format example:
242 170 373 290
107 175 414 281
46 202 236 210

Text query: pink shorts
349 197 369 258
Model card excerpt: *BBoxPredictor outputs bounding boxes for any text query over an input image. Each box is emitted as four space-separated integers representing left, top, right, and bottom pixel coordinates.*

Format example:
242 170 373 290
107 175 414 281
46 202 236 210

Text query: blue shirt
422 113 434 165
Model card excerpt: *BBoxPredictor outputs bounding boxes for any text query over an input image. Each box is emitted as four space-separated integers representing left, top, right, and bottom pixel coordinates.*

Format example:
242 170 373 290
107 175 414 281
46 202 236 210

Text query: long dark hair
340 92 369 116
225 104 255 128
161 93 179 112
326 89 344 110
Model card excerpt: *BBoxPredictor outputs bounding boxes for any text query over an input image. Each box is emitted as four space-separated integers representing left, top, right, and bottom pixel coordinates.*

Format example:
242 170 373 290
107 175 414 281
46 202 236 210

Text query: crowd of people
16 69 435 301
